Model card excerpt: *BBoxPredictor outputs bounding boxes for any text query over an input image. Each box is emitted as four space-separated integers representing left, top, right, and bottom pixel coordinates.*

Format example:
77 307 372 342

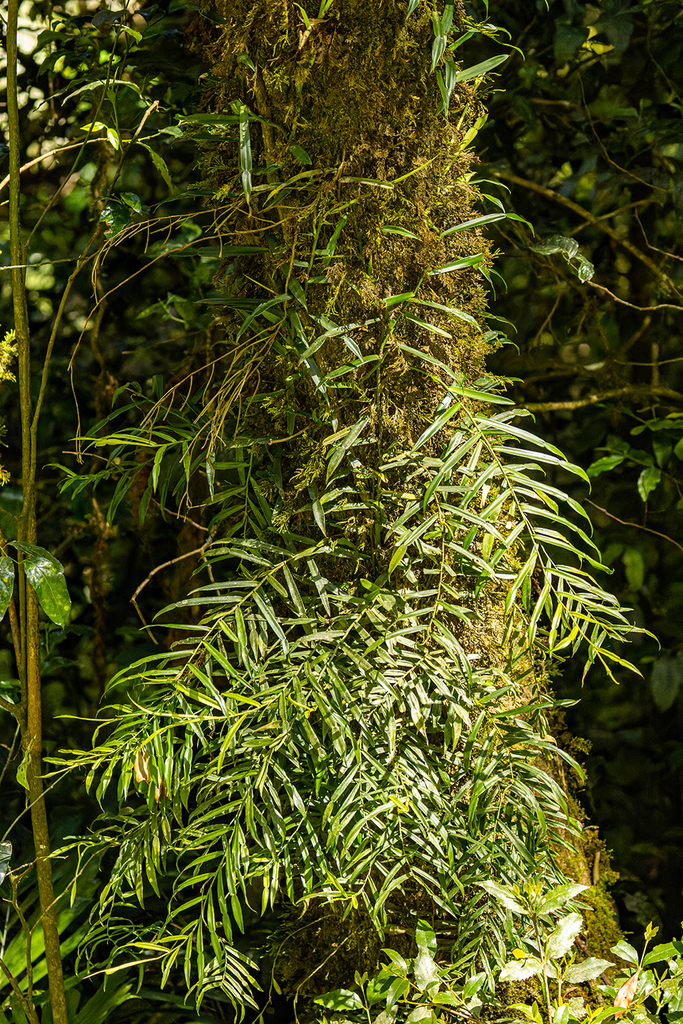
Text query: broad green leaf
138 142 174 191
0 555 14 621
651 652 683 712
500 956 544 982
0 841 11 885
611 940 640 966
455 53 509 82
536 882 588 916
547 912 583 959
382 949 409 972
478 880 526 914
643 940 683 966
413 948 438 992
564 958 614 983
415 920 437 955
464 972 487 1000
386 977 411 1008
406 1008 432 1022
554 1004 570 1024
16 746 30 790
99 202 130 238
290 143 312 164
531 235 579 258
586 454 625 478
622 547 645 591
575 254 595 281
314 989 364 1010
12 542 71 627
637 466 661 501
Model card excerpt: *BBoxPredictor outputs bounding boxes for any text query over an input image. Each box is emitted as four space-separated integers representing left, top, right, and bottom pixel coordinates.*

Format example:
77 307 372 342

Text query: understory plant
313 882 683 1024
489 880 683 1024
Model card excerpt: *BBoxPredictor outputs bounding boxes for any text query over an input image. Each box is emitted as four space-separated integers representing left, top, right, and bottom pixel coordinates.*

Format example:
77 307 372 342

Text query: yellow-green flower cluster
0 328 17 486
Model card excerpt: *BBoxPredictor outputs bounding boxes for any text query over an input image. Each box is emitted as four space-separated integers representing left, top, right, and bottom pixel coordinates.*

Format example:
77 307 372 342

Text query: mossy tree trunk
71 2 627 1013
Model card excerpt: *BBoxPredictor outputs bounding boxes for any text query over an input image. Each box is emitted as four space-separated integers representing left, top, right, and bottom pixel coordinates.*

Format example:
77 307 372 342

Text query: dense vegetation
1 1 683 1023
471 0 683 943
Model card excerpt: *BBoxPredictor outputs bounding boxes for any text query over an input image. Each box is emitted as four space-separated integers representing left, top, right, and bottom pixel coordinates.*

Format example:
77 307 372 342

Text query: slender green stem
6 2 69 1021
533 917 553 1020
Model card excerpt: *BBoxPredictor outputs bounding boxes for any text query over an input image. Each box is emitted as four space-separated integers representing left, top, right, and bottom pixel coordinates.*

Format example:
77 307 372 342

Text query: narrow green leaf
138 142 173 191
233 102 252 201
441 212 506 236
428 253 484 275
381 225 420 239
411 402 459 452
290 143 312 164
455 53 509 82
326 415 370 481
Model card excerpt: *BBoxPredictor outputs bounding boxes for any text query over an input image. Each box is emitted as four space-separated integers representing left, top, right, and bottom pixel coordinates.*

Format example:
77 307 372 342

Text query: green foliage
469 0 683 936
314 920 488 1024
487 880 683 1024
313 883 683 1024
9 545 71 629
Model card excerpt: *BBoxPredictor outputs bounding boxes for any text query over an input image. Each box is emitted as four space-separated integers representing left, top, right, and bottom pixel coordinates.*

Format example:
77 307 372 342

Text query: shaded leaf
651 652 683 713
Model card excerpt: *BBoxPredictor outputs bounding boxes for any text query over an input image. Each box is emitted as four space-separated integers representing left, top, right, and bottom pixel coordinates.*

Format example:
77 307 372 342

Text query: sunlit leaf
0 555 14 621
12 541 71 627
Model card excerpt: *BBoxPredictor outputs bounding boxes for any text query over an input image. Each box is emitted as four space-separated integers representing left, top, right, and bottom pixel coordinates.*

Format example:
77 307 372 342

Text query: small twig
586 280 683 312
0 956 39 1024
531 269 562 346
578 78 668 194
619 315 652 356
0 724 20 789
0 696 17 715
616 356 683 367
635 209 683 263
150 500 209 532
530 97 582 110
131 538 213 640
586 500 683 555
524 384 683 412
0 141 93 194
